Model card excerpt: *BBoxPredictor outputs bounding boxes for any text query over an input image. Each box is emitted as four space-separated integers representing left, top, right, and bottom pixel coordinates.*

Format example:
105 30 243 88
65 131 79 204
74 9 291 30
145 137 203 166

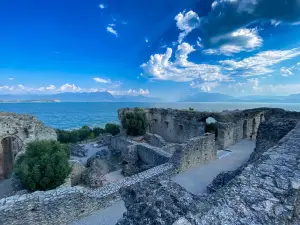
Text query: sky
0 0 300 101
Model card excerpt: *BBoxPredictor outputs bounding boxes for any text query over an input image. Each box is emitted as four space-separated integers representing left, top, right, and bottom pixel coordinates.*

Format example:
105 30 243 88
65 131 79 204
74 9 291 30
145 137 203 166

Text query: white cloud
93 77 111 84
127 88 150 95
58 83 82 92
203 28 263 55
145 37 149 43
141 42 225 82
106 26 118 37
8 78 14 80
220 48 300 76
99 4 106 9
175 10 200 43
280 67 293 76
190 81 219 92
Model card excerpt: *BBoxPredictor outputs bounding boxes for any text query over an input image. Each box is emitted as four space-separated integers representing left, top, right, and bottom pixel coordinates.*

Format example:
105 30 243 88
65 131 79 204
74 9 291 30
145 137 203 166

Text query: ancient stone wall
117 122 300 225
0 162 174 225
0 113 57 179
171 133 216 172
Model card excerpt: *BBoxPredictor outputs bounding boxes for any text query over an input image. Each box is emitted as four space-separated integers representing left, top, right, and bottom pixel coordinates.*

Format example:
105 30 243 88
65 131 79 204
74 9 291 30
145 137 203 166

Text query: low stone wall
137 143 172 166
0 163 174 225
172 133 216 172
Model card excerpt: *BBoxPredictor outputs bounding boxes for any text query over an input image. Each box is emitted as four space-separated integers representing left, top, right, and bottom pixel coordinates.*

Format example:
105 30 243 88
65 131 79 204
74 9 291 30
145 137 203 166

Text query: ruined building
0 113 57 180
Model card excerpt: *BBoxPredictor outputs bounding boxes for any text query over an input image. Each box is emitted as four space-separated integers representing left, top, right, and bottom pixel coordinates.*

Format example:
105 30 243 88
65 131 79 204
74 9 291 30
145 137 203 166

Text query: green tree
93 127 105 137
15 140 71 191
121 108 148 136
105 123 120 136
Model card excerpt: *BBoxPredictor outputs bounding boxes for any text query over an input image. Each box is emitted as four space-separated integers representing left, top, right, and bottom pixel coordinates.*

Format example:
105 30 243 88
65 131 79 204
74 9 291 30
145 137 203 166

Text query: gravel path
69 201 126 225
172 139 255 195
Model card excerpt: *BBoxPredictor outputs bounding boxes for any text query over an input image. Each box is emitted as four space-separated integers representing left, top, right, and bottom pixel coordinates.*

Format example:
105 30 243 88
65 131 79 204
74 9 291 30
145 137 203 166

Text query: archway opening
202 117 218 140
243 120 248 139
260 114 264 123
0 136 22 180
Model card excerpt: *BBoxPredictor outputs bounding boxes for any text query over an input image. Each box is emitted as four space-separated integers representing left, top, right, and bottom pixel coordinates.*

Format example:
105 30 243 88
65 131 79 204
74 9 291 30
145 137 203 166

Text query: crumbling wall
0 113 57 179
0 163 174 225
117 122 300 225
172 133 216 172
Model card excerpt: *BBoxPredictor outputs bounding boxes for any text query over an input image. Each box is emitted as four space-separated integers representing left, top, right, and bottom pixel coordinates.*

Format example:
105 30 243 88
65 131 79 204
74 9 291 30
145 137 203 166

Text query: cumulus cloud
141 42 225 82
58 83 82 92
203 28 263 55
175 10 200 43
190 81 219 92
106 25 118 37
8 77 14 80
93 77 111 83
199 0 300 53
220 48 300 76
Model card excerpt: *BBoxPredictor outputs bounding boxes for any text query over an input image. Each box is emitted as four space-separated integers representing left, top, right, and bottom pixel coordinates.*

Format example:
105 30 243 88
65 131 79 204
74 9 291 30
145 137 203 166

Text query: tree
15 140 71 191
121 108 148 136
105 123 120 136
93 127 105 137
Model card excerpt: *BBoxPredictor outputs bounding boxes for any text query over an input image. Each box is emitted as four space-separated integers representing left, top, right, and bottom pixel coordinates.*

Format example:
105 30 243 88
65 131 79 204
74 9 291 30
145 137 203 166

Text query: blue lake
1 102 300 129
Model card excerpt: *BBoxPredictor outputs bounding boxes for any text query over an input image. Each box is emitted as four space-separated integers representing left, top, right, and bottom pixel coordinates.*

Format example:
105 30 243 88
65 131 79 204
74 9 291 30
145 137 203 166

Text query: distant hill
0 92 162 102
180 92 234 102
114 95 162 102
180 92 300 103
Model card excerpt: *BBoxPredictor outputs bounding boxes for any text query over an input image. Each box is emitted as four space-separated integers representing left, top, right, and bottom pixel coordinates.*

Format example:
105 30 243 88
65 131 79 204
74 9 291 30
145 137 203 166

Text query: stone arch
243 120 248 139
0 135 23 180
201 117 218 139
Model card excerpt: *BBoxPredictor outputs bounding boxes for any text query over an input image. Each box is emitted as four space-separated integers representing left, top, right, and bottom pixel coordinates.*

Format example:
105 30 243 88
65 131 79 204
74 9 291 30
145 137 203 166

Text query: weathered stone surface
144 132 166 147
118 122 300 225
70 144 88 157
0 163 173 225
0 112 57 179
82 158 109 188
207 118 298 193
69 160 87 186
116 178 202 225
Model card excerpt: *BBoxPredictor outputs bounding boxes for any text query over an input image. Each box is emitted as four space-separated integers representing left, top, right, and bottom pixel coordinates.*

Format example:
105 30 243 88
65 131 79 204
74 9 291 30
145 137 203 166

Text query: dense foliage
57 126 106 143
105 123 121 136
15 140 71 191
121 108 148 136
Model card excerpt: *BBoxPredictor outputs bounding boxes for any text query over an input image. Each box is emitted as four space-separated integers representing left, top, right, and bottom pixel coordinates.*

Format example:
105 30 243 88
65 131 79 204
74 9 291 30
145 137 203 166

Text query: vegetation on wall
105 123 121 136
121 108 148 136
15 140 71 191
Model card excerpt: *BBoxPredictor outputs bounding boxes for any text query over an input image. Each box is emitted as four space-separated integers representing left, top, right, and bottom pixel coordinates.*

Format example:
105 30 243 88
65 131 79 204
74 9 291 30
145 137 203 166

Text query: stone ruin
0 112 57 180
2 107 300 225
113 107 266 174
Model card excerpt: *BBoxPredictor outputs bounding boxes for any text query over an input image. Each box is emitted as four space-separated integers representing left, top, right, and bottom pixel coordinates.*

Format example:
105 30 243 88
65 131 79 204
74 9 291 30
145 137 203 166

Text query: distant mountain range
0 92 162 102
180 92 300 103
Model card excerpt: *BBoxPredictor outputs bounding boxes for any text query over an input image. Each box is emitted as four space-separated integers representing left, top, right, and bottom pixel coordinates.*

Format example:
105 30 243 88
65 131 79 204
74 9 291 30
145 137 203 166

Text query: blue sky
0 0 300 101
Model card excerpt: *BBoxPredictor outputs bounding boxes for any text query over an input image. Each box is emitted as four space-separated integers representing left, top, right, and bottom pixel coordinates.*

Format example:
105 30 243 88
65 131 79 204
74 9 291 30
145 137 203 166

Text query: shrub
121 108 148 136
15 140 71 191
93 127 105 137
105 123 120 136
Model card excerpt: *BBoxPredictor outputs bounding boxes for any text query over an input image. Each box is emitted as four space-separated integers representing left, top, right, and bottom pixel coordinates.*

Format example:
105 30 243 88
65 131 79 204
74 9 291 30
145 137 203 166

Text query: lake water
1 102 300 130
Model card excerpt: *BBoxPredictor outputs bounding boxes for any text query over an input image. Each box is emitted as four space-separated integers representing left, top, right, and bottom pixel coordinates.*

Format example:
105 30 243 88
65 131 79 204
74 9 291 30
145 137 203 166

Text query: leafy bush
57 126 106 143
105 123 120 136
93 127 105 137
15 140 71 191
121 108 148 136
